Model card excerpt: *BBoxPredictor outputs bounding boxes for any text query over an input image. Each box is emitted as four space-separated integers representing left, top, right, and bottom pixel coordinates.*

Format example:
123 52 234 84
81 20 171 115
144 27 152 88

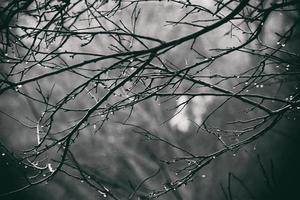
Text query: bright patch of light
170 96 190 132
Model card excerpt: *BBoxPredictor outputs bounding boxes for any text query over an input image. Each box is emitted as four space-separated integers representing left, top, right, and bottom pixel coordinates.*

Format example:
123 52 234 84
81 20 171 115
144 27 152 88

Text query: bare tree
0 0 299 199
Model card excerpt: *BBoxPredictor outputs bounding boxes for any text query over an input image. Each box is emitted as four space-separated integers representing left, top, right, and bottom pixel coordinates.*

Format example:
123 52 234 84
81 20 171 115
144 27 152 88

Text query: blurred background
1 0 300 199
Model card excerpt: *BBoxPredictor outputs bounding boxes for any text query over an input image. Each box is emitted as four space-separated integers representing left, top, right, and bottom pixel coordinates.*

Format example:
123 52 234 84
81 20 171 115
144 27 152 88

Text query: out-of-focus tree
0 0 299 199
